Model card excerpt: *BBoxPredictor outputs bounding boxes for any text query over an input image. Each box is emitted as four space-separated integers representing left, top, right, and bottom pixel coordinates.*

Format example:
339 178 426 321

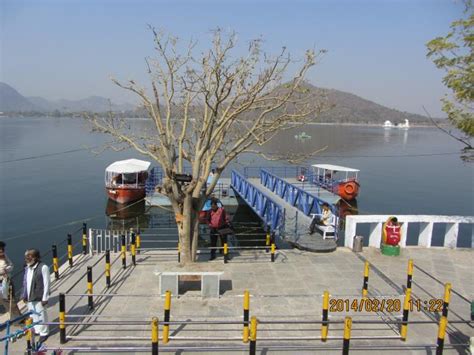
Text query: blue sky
0 0 465 116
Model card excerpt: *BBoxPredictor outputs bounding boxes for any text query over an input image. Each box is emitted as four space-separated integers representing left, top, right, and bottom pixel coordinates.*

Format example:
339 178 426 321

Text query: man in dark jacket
22 249 50 344
208 199 231 260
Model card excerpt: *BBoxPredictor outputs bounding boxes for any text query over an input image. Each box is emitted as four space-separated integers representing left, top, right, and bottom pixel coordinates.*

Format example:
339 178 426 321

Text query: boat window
123 173 136 184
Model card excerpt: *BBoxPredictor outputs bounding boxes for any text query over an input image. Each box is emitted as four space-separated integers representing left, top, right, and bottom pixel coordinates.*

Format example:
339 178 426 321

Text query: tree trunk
177 194 201 264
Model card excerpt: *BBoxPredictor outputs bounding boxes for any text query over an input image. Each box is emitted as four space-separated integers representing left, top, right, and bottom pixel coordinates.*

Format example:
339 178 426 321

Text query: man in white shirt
22 249 50 344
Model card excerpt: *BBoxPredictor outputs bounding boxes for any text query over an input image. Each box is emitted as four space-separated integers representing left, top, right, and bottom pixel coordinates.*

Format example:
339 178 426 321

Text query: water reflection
105 199 149 230
403 129 408 146
383 128 391 143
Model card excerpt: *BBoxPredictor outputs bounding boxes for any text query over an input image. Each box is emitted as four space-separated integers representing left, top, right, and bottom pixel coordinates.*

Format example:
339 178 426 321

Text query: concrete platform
2 247 472 354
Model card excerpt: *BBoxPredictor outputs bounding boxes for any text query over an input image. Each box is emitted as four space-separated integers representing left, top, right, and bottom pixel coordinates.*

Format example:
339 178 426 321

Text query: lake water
0 117 472 282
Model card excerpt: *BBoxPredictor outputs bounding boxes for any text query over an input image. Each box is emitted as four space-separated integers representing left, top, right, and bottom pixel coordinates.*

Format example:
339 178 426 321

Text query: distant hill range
0 81 440 123
0 82 134 113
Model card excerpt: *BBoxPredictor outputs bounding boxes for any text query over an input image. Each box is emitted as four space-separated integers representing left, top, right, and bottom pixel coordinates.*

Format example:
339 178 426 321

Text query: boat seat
311 214 337 240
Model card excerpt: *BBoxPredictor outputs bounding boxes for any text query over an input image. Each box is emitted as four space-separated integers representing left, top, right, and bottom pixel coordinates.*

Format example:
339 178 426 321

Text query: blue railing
260 169 337 217
145 167 163 196
231 170 285 234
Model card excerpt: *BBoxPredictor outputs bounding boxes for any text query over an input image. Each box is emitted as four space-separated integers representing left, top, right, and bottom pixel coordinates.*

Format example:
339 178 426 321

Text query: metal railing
344 215 474 248
230 170 285 235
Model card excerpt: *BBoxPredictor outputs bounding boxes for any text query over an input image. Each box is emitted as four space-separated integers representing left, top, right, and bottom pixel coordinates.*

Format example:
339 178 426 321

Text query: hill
0 81 439 124
290 82 435 124
0 82 37 111
317 86 432 124
0 82 134 113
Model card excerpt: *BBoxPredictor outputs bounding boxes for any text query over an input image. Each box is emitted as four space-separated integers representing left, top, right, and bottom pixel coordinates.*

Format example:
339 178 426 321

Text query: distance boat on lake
105 159 151 204
310 164 360 201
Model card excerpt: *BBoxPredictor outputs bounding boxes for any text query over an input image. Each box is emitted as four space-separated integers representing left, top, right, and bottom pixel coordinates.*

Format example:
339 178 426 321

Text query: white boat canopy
311 164 360 172
106 159 151 174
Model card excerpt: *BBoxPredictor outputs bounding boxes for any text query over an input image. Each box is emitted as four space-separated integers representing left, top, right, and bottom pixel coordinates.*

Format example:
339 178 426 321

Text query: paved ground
1 246 473 354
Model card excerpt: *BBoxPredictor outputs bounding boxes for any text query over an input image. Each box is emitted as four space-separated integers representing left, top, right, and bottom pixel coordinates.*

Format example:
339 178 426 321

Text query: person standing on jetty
208 198 231 260
22 249 50 344
0 241 22 317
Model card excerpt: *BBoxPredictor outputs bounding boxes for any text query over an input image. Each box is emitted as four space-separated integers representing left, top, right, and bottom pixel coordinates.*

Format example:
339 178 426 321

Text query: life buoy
298 175 306 182
344 183 354 195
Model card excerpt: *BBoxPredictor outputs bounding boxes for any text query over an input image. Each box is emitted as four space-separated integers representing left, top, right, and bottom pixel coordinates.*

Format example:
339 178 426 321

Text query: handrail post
25 317 33 354
223 243 228 264
59 293 66 344
362 261 369 298
442 283 451 318
249 316 257 355
406 259 414 290
67 234 73 267
87 266 94 310
151 317 159 355
131 232 136 266
136 227 141 254
342 316 352 355
321 290 329 341
265 226 271 252
121 235 126 269
401 288 411 340
105 249 111 288
436 316 448 355
52 245 59 279
243 290 250 343
163 290 171 344
82 223 87 255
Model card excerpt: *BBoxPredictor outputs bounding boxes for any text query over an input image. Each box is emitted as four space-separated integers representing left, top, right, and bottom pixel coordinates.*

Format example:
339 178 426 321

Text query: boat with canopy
311 164 360 201
105 159 151 204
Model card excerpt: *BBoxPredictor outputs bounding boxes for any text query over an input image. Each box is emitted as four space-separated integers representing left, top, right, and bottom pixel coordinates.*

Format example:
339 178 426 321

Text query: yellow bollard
82 223 88 254
105 249 111 288
25 317 33 352
243 290 250 343
442 283 451 318
151 317 159 355
121 235 126 269
67 234 73 267
136 229 141 254
271 243 276 262
401 288 411 340
52 245 59 279
342 316 352 355
321 290 329 341
131 233 136 266
436 316 448 354
59 293 66 344
362 261 369 297
265 227 271 252
163 290 171 344
87 266 93 309
249 316 258 355
224 243 229 263
406 259 414 290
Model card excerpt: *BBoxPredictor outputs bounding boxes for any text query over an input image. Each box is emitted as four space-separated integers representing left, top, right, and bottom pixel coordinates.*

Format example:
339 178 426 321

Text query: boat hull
106 187 146 204
334 180 359 201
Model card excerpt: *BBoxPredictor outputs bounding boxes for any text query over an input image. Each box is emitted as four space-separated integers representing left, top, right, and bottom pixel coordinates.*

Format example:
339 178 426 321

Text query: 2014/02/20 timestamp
328 298 444 313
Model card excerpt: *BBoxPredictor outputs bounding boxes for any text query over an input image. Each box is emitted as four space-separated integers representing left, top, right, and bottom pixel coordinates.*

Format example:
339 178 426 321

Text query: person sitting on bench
309 203 333 235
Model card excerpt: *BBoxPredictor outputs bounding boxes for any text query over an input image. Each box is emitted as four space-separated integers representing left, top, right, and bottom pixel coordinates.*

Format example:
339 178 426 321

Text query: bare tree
88 28 328 264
